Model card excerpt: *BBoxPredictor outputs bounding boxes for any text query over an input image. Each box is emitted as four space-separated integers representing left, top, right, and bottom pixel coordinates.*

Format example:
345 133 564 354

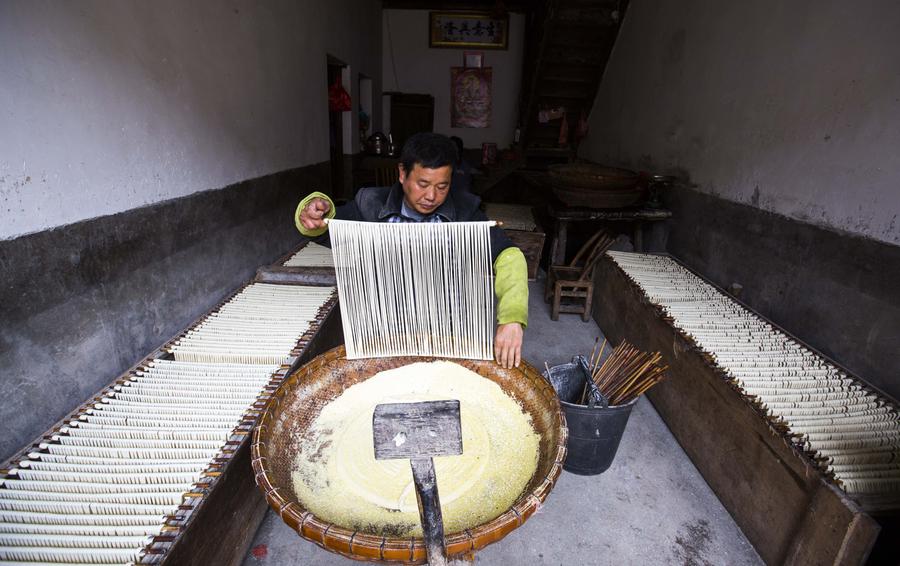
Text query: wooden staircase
519 0 628 169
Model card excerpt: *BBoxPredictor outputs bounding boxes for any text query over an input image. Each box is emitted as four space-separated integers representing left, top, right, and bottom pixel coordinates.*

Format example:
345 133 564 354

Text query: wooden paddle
373 400 463 566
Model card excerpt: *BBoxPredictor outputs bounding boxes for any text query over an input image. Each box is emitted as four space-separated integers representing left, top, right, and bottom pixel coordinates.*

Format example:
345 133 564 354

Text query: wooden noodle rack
593 252 898 565
0 237 343 566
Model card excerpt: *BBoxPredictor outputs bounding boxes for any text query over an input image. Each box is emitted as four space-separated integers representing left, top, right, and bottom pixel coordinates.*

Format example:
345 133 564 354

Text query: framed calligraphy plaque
429 12 509 49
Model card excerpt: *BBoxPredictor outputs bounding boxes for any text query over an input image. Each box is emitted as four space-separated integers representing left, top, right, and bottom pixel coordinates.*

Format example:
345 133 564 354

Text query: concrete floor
243 278 762 566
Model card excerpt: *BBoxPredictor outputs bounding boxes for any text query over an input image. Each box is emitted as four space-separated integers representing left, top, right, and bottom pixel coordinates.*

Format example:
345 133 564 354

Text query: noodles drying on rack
168 284 333 364
0 282 335 564
607 251 900 497
328 219 495 361
282 242 334 267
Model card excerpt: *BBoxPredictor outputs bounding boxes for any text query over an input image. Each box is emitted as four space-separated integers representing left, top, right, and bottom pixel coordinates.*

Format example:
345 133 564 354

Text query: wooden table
547 205 672 264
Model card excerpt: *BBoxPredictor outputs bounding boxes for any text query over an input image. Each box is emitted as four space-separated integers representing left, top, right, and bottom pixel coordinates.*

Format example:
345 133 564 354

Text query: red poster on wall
450 67 492 128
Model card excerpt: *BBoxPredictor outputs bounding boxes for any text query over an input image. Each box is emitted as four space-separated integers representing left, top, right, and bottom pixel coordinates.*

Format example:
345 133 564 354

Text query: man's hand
494 322 524 369
300 197 331 231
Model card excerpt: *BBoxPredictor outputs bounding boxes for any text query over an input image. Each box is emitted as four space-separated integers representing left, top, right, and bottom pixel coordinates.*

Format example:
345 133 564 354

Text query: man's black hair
400 132 458 174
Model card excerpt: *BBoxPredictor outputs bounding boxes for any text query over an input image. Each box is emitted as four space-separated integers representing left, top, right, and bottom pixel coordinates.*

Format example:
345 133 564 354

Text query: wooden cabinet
385 92 434 150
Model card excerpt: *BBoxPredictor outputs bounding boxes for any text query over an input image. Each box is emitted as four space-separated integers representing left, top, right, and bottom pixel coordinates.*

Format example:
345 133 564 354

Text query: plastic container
544 356 637 475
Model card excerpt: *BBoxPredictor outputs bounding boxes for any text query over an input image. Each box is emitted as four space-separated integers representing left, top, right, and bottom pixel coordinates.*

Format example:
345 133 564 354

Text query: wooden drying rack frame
593 252 898 565
0 239 344 566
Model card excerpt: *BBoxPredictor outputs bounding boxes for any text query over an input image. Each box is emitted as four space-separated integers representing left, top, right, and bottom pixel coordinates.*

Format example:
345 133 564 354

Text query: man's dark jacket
321 183 515 263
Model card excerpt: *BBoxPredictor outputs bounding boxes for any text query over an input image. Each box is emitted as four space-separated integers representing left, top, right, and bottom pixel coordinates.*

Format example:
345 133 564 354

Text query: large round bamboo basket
548 163 643 209
251 345 567 563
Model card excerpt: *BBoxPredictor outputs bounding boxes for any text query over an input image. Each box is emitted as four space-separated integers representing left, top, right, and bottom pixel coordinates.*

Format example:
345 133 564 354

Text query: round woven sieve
251 345 567 563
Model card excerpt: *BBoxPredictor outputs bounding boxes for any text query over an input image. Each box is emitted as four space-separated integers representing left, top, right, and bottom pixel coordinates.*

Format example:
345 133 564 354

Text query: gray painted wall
382 9 525 148
658 186 900 402
0 165 328 462
580 1 900 246
0 0 381 240
0 1 380 462
579 1 900 398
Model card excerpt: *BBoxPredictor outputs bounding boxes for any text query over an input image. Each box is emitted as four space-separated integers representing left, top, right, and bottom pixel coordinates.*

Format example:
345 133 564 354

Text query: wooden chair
375 164 400 187
544 231 615 321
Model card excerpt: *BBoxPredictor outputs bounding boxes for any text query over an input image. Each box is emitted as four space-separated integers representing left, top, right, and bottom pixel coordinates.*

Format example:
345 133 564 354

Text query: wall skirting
659 186 900 401
0 162 330 462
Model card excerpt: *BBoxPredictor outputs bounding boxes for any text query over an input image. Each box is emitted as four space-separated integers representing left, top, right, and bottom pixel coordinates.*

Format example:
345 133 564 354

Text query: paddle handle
410 457 448 566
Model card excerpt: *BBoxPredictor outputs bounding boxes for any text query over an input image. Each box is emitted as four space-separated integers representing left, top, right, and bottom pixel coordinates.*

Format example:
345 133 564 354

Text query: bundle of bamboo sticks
584 338 669 406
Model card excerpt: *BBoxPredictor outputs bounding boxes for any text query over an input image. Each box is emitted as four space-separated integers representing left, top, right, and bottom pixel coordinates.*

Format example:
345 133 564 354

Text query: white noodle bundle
283 242 335 267
607 251 900 496
328 219 494 360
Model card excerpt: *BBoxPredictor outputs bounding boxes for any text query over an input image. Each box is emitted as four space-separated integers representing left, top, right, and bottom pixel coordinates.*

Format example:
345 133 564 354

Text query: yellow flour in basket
291 361 540 537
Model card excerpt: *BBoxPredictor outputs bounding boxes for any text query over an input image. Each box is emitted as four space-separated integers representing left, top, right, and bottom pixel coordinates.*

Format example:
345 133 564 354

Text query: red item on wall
328 78 351 112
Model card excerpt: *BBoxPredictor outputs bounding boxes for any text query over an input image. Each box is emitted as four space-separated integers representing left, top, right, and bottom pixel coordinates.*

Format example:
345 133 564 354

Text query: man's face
398 163 452 215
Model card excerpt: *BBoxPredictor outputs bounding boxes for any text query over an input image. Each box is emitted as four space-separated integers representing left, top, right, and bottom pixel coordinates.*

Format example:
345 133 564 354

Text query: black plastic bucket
544 356 637 475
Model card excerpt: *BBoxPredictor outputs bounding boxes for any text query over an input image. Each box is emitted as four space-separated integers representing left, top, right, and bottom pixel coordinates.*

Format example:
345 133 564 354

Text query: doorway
326 55 348 199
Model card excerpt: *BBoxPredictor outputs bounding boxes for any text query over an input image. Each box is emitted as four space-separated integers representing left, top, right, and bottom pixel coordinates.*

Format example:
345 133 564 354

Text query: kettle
366 132 388 156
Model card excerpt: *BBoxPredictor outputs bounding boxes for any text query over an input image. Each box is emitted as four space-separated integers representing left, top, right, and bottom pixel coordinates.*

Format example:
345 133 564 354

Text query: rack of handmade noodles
594 251 897 564
0 255 340 565
280 241 334 268
253 241 336 287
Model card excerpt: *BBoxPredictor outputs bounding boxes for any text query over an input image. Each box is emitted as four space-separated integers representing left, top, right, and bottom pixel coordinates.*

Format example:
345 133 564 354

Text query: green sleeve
294 192 336 237
494 247 528 328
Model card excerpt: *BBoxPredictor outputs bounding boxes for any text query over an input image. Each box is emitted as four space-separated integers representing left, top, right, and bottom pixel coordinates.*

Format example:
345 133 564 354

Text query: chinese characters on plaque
430 12 509 49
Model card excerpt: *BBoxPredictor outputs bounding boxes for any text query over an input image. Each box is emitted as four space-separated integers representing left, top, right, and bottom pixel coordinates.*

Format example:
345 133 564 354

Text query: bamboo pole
587 340 669 405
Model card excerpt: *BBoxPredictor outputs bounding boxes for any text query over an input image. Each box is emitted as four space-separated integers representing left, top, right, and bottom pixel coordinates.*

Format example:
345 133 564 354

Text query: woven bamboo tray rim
547 163 639 188
251 345 567 564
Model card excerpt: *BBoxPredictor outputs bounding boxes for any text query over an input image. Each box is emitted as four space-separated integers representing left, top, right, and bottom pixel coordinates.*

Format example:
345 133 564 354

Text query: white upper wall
0 0 381 240
579 1 900 246
382 9 525 148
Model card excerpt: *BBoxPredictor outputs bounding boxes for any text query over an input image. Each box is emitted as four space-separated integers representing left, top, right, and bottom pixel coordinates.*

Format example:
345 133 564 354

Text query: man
295 132 528 368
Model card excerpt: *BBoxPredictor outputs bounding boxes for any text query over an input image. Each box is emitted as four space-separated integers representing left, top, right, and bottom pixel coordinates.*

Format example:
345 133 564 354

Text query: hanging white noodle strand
328 219 495 360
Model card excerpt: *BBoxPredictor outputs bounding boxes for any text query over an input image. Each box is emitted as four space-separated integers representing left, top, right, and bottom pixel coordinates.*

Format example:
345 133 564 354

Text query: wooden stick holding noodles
592 338 607 375
593 342 629 386
619 351 666 404
588 340 669 406
587 337 600 374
